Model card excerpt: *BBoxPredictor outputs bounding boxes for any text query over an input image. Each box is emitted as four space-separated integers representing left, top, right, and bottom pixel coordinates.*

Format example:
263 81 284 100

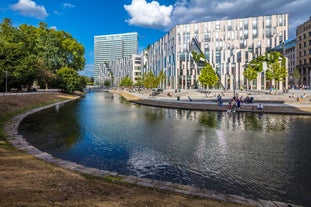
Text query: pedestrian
237 99 241 109
219 97 223 107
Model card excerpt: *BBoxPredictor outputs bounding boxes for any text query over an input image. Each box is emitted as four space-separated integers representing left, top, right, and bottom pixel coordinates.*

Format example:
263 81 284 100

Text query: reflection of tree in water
244 113 263 131
19 105 81 152
144 108 165 122
244 113 290 132
198 112 217 128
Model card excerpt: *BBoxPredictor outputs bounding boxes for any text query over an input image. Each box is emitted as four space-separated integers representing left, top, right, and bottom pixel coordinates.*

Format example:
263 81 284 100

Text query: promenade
113 88 311 116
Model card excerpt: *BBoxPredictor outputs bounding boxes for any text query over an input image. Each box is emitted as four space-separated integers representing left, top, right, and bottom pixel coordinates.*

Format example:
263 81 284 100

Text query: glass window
227 20 232 31
244 30 248 39
252 29 258 38
215 22 220 31
243 18 248 29
278 14 283 26
265 16 271 28
252 18 257 29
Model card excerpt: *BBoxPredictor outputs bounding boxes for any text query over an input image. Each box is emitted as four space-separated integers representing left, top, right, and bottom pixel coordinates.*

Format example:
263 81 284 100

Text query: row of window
298 31 311 41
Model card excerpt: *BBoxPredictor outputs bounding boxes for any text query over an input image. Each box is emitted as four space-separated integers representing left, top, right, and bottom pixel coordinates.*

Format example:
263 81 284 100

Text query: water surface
19 92 311 206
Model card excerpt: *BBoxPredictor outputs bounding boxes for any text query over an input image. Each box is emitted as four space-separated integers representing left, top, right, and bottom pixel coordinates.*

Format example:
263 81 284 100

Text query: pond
19 92 311 206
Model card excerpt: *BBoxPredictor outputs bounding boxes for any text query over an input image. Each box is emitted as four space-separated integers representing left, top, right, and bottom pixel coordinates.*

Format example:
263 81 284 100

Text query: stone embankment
112 89 311 116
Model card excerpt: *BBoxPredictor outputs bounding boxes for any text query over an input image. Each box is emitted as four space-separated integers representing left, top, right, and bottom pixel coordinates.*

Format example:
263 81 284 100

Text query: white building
144 14 288 90
110 54 142 86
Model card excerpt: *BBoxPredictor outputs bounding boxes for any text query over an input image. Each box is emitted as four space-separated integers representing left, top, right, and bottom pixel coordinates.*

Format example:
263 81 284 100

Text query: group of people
217 94 241 110
217 94 261 111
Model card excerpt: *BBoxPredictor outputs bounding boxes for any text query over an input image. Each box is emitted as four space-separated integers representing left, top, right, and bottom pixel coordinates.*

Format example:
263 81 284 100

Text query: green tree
0 18 86 92
198 62 219 89
57 67 85 93
135 77 144 87
119 76 133 87
103 80 111 87
243 66 258 90
292 68 301 87
266 61 287 89
144 71 158 89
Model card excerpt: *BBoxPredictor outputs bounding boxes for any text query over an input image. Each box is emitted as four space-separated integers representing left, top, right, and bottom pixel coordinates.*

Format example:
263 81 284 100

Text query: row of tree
0 18 87 93
119 70 165 88
243 51 288 89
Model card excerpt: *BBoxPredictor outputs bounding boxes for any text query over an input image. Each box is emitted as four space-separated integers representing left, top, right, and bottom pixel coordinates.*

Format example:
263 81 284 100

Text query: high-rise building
94 32 138 85
145 14 288 90
296 17 311 88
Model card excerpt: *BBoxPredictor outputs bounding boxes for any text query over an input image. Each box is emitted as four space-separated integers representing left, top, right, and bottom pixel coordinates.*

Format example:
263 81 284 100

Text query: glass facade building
94 32 138 85
144 14 288 90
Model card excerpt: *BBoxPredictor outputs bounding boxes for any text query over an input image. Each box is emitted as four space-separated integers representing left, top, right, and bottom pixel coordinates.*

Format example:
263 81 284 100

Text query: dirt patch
0 92 244 207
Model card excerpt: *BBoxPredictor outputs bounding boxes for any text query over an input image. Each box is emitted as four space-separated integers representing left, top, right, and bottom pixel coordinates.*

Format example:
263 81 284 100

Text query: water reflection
19 92 311 206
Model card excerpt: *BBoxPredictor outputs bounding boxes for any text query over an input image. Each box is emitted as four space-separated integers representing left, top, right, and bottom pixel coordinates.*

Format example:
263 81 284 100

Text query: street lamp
5 70 8 93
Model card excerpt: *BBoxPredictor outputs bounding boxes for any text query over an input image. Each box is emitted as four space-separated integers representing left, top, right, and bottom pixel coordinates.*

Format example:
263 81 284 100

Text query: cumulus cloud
10 0 48 20
169 0 310 38
124 0 173 29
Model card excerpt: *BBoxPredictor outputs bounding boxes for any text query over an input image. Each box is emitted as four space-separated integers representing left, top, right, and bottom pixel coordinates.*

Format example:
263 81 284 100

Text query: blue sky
0 0 310 77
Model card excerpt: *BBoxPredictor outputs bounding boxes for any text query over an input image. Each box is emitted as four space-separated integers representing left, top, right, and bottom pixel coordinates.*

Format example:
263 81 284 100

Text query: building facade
272 38 296 87
110 54 142 86
145 14 288 90
296 17 311 88
94 32 138 85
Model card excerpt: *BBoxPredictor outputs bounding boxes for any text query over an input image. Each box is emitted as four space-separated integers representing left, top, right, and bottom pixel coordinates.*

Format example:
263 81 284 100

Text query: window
252 29 258 38
215 22 220 31
265 16 271 28
252 18 257 29
278 15 283 26
227 20 232 31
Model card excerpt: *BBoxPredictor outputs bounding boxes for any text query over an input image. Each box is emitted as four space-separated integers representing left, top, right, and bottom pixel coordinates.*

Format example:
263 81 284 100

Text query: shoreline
1 92 305 207
111 89 311 116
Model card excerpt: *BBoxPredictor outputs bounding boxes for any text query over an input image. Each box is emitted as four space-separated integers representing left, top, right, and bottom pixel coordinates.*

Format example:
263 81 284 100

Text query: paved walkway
114 89 311 115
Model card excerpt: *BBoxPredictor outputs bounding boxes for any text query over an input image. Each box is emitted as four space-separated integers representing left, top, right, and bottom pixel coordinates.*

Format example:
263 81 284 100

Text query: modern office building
110 54 142 86
296 17 311 88
94 32 138 85
145 14 288 90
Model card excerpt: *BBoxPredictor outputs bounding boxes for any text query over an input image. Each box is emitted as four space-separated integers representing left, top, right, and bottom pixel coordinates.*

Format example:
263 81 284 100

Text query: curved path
4 94 303 207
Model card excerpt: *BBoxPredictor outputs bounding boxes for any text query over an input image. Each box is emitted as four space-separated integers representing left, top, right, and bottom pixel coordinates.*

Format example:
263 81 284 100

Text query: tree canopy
0 18 86 92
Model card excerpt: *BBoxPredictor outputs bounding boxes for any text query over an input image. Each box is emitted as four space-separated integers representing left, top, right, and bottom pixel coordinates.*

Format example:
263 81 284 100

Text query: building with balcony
94 32 138 85
296 17 311 88
144 14 288 90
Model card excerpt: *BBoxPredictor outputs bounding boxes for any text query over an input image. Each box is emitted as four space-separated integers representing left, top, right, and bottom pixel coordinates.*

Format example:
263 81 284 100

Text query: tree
292 68 301 87
135 77 144 87
262 51 287 89
266 61 287 89
119 76 133 87
198 62 219 89
243 66 258 90
144 71 158 89
57 67 85 93
0 18 86 92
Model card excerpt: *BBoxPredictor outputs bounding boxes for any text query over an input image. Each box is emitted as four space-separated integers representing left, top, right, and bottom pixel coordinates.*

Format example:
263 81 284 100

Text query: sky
0 0 310 77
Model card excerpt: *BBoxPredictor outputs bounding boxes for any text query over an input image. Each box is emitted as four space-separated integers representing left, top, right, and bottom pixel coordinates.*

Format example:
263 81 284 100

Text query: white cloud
63 3 75 9
10 0 48 20
124 0 173 29
49 26 57 30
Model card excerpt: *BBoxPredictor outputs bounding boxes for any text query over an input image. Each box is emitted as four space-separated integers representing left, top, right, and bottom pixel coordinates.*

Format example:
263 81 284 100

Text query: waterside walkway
112 89 311 116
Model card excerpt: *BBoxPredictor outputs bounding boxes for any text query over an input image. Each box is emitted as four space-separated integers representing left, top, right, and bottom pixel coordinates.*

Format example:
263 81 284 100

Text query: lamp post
5 70 8 93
